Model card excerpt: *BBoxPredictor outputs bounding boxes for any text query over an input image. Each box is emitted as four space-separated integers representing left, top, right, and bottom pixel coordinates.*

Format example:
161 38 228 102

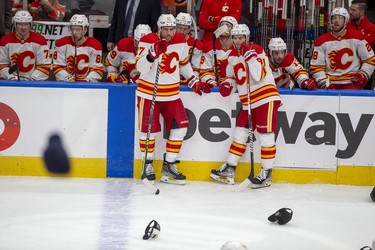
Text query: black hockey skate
141 160 155 184
160 154 186 185
252 168 272 189
210 163 236 185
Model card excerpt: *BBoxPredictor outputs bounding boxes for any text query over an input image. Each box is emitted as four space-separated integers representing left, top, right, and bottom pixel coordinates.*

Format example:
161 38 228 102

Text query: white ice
0 176 374 250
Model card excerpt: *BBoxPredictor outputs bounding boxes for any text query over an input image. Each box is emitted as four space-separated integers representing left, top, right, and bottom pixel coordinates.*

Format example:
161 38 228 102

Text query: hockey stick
235 59 255 192
71 34 78 82
212 25 228 83
189 14 198 62
141 55 162 195
8 64 19 81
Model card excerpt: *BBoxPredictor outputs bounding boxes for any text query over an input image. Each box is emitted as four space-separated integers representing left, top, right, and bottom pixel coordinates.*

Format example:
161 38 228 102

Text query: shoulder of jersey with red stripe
116 37 135 52
168 32 187 45
250 43 264 54
83 37 102 50
314 32 336 46
279 52 295 67
55 36 74 47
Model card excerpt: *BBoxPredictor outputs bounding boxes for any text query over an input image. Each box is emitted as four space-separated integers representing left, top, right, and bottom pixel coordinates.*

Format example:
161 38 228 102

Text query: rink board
0 81 374 185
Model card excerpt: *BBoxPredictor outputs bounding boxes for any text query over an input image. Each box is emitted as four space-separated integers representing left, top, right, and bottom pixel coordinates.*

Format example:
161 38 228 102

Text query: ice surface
0 176 373 250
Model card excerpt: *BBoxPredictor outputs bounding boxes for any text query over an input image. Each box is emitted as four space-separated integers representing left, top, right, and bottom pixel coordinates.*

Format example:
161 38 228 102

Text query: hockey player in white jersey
210 24 282 188
136 14 211 185
200 16 238 87
310 7 375 89
53 14 103 82
0 10 50 81
175 12 203 84
268 37 317 90
104 24 151 83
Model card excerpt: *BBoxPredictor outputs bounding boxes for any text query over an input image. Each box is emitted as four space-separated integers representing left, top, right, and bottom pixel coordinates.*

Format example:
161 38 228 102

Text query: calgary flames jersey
136 32 195 102
310 29 375 85
53 36 103 82
0 32 50 80
226 44 281 109
180 35 203 84
200 38 232 84
104 37 138 82
269 52 309 88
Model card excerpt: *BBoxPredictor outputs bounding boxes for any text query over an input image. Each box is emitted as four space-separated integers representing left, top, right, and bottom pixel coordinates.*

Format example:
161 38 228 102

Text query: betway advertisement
134 91 375 169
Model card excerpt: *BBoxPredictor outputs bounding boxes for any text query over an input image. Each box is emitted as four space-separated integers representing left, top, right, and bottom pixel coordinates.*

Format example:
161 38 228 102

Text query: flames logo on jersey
328 48 354 71
217 58 228 79
10 53 20 65
67 55 76 75
11 51 35 73
233 63 246 85
160 52 178 74
67 54 90 76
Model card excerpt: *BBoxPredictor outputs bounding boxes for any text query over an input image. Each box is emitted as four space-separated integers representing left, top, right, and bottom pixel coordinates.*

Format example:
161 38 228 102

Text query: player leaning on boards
310 7 375 90
0 10 50 81
135 14 211 185
268 37 317 90
53 14 103 82
210 24 282 189
105 24 152 84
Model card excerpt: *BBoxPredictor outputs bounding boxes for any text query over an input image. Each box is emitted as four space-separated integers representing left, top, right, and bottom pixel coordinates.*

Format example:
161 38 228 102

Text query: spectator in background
347 0 375 49
29 0 66 21
198 0 241 43
310 7 375 90
0 0 12 39
63 0 106 21
161 0 187 16
104 24 151 83
347 0 375 89
106 0 161 51
0 10 50 80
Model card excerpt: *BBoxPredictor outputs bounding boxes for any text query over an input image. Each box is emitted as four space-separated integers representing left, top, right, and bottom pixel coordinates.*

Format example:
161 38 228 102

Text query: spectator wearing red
198 0 241 44
347 0 375 49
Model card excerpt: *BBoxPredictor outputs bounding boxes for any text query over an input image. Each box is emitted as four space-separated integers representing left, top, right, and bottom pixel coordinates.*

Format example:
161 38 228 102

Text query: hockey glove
21 75 36 81
148 39 168 60
106 73 118 83
64 75 75 82
240 42 257 62
317 78 334 89
206 79 218 87
8 73 18 80
117 74 129 84
300 78 318 90
219 82 233 97
192 81 211 96
351 72 367 88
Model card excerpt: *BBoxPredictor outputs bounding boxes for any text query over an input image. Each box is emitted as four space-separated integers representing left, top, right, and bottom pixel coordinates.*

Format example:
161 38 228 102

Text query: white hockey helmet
268 37 287 53
220 241 247 250
134 24 152 42
330 7 350 26
13 10 32 24
219 16 238 27
70 14 89 28
231 24 250 37
176 12 192 26
157 14 176 28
